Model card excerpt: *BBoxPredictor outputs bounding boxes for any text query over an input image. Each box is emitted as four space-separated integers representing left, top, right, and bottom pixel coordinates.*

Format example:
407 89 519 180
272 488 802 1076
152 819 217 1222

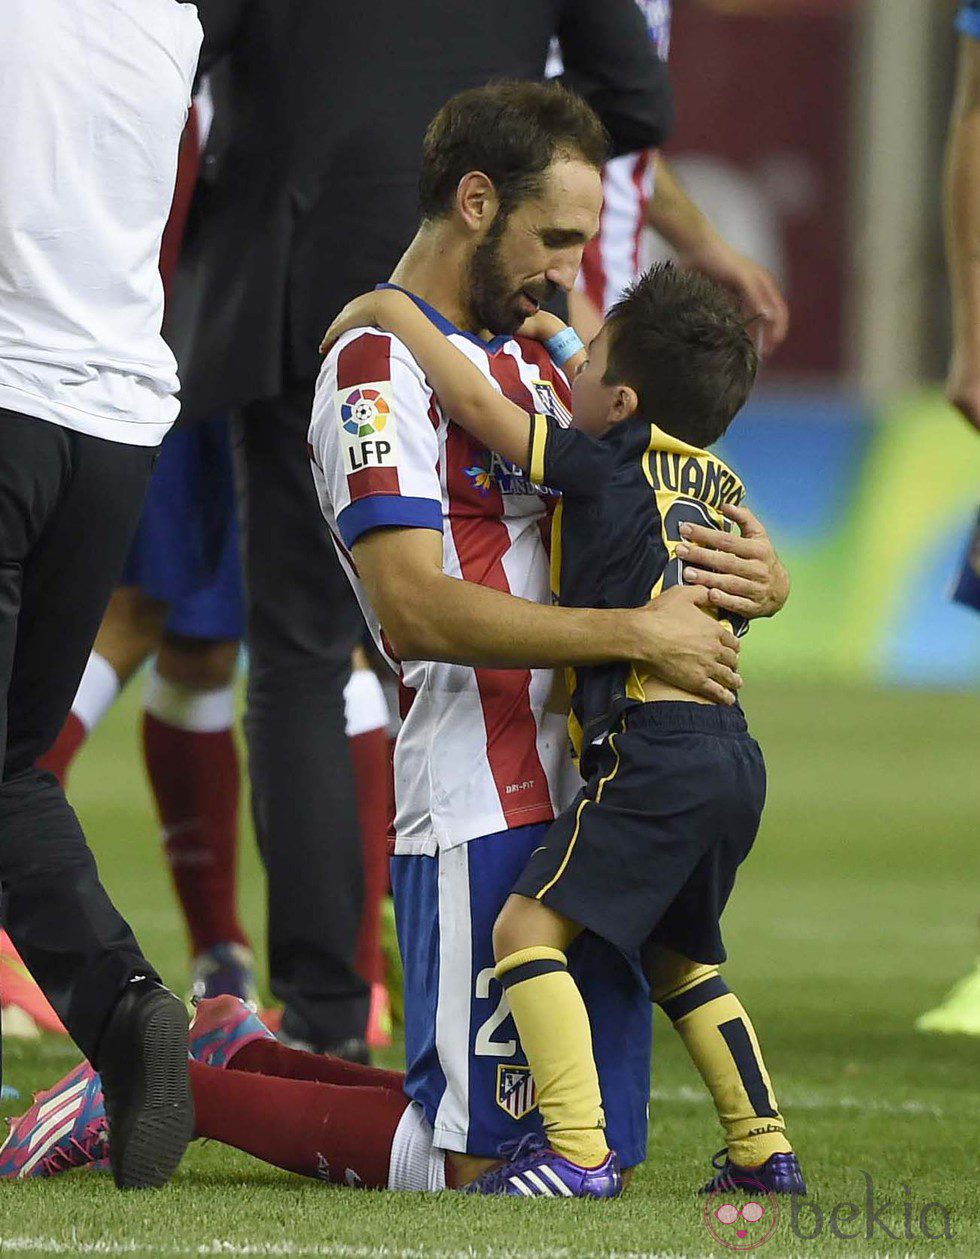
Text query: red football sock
38 712 87 787
142 693 249 956
39 651 122 786
229 1035 405 1094
350 725 390 986
189 1059 409 1186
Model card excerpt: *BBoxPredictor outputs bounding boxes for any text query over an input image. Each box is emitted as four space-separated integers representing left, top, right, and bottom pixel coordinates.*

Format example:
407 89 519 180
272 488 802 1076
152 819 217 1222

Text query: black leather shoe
97 978 194 1189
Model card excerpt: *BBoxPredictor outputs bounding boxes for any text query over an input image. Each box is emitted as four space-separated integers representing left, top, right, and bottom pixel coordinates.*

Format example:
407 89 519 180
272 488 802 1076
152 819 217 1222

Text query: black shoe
97 979 194 1189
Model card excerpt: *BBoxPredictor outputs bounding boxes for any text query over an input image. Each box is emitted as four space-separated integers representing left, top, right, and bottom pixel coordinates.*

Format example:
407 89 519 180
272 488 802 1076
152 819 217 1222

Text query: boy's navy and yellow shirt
526 411 747 769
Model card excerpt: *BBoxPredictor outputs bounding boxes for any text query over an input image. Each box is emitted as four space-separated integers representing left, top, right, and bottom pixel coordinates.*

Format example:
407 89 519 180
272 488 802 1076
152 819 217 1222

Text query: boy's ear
609 384 639 425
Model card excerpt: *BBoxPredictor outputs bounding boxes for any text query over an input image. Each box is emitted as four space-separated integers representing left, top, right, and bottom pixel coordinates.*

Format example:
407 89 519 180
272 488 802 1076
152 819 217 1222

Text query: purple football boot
700 1147 807 1196
189 943 258 1009
0 1061 109 1179
465 1133 622 1198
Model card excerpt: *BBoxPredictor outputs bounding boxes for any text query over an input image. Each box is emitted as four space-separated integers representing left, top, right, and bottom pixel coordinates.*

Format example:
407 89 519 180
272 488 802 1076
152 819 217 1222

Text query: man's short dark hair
604 263 759 448
419 80 609 220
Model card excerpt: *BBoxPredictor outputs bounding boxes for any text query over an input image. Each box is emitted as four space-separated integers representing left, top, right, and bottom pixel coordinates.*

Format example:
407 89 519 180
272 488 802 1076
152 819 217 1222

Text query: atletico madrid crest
496 1064 538 1120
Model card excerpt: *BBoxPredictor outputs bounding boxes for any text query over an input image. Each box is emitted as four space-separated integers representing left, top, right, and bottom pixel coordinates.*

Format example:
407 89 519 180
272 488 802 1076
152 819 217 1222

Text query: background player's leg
233 386 368 1053
648 945 793 1169
345 653 393 1047
38 588 168 786
144 633 253 1000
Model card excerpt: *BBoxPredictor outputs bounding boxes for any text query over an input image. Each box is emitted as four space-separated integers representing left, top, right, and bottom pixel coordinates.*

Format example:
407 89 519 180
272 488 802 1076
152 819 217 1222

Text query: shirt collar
376 283 510 355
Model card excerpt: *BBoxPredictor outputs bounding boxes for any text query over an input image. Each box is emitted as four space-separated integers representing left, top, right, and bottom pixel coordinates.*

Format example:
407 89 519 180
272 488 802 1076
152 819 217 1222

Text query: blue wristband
543 326 585 367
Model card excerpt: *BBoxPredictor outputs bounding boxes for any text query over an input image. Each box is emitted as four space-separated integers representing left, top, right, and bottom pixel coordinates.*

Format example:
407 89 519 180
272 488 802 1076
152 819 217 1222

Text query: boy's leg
493 894 609 1168
648 944 792 1168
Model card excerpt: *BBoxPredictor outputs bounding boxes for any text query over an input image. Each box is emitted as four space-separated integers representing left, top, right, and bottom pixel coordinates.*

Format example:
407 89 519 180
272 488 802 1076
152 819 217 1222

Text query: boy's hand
675 503 790 620
629 585 742 706
320 289 415 355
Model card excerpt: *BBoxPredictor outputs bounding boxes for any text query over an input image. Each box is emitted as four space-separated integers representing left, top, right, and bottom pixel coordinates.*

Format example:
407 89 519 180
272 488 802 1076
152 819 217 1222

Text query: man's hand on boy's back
637 585 743 706
675 503 790 620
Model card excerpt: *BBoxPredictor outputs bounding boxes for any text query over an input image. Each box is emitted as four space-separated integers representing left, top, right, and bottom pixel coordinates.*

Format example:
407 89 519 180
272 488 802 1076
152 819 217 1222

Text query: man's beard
467 212 556 336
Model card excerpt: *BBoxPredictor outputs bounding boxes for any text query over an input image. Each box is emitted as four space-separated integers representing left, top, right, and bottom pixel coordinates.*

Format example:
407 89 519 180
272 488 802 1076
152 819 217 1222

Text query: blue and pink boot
188 994 275 1068
0 1062 108 1179
0 998 274 1179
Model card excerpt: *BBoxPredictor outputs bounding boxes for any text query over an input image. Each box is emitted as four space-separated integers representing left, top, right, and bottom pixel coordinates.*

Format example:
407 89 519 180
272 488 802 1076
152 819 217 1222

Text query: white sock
387 1102 447 1192
72 652 120 732
144 667 235 734
344 667 390 738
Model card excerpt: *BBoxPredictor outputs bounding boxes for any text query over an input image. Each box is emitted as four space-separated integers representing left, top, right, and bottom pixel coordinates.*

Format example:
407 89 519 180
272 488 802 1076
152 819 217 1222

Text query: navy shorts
121 418 245 641
513 703 767 964
953 508 980 614
390 824 652 1167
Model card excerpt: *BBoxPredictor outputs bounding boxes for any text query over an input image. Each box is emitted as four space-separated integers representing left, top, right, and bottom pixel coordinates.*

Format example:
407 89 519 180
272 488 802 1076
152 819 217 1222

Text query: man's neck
389 223 487 337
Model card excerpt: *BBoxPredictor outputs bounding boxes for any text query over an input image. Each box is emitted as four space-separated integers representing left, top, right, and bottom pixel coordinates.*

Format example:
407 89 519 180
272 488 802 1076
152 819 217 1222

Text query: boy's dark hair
419 80 609 220
604 263 759 447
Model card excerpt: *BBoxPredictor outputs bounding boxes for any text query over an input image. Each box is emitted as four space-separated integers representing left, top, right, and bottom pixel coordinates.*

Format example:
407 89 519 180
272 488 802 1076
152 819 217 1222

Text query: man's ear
608 384 639 425
456 171 499 233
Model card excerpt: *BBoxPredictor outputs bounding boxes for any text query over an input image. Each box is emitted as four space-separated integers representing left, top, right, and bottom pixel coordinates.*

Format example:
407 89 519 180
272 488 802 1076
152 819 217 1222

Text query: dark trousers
232 385 369 1044
0 409 158 1070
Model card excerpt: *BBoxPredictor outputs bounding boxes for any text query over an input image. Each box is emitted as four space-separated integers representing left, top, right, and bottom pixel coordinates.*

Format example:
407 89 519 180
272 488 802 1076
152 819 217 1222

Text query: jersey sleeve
310 329 443 550
958 0 980 38
526 412 611 498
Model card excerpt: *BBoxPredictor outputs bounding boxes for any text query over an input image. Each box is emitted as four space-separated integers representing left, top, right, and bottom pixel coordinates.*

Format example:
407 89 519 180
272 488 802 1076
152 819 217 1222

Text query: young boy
322 264 805 1199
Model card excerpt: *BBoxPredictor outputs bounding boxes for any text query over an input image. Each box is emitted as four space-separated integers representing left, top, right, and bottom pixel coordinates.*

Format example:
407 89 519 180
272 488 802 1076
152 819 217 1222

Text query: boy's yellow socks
655 963 793 1168
496 946 609 1168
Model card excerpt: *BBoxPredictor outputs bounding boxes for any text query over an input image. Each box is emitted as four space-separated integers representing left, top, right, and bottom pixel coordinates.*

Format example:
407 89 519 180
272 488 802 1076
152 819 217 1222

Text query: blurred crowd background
657 0 979 687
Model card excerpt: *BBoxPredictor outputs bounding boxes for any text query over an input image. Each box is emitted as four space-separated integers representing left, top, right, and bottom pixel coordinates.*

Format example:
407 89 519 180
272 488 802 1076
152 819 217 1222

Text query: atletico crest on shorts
496 1064 538 1120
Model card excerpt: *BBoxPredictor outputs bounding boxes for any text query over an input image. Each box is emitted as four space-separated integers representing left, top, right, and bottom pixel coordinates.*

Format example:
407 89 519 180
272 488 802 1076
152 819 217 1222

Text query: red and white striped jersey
550 0 672 314
309 291 579 856
578 150 657 316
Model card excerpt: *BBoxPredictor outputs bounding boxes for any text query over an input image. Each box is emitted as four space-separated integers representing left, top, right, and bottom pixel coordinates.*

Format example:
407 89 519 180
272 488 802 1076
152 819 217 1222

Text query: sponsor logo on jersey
496 1064 538 1120
338 380 398 475
465 450 559 499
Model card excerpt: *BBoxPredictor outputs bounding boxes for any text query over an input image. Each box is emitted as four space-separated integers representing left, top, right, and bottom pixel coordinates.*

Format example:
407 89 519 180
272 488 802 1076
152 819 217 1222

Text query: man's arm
647 160 789 359
946 31 980 433
352 526 742 704
558 0 674 157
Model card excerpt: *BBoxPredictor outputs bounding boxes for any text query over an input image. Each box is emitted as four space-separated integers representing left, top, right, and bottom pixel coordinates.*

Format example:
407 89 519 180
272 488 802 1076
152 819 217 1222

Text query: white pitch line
0 1241 686 1259
648 1084 964 1119
0 1240 947 1259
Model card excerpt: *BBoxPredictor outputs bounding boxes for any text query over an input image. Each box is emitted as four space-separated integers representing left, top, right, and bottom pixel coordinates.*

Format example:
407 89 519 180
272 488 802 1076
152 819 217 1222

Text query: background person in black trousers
0 0 203 1186
174 0 674 1057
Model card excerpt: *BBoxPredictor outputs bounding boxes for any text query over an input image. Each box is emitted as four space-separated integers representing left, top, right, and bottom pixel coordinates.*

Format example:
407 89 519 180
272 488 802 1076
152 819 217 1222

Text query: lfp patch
341 386 390 438
496 1064 538 1121
337 380 399 477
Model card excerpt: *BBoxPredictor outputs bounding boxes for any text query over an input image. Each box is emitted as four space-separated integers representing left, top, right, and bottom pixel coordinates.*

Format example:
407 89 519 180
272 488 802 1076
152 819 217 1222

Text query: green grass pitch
0 680 977 1258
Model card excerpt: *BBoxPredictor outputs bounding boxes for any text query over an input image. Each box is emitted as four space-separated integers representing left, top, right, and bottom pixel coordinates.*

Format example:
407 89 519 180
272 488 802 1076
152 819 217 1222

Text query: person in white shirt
0 0 202 1189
